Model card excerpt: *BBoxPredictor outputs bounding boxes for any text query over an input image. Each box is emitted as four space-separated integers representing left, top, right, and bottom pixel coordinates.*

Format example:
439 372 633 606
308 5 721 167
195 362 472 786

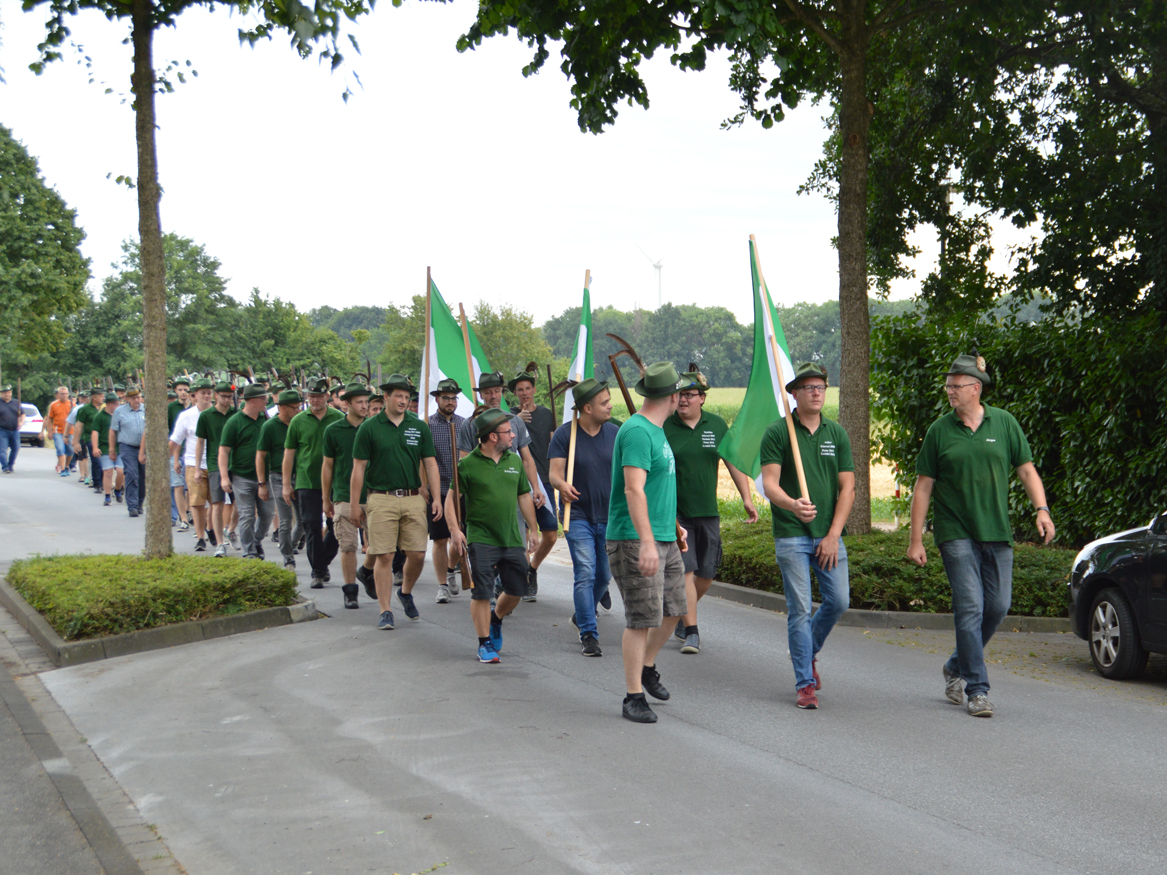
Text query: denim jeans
774 536 850 691
565 518 611 638
938 539 1013 698
0 428 19 472
118 444 145 512
269 473 300 564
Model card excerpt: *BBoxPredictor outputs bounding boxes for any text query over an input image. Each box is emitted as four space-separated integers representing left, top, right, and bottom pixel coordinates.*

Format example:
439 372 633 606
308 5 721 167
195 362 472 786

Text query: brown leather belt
369 488 420 497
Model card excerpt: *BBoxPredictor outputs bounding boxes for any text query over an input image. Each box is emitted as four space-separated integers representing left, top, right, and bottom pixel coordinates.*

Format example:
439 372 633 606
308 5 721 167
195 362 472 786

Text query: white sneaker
446 570 460 596
213 544 227 558
435 584 450 604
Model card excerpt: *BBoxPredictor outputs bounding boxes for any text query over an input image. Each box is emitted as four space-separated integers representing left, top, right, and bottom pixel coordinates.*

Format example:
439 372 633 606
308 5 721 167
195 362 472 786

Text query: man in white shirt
170 378 214 551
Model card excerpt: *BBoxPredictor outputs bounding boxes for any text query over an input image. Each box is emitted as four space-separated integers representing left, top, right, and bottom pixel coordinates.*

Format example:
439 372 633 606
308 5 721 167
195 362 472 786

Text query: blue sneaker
489 621 503 655
397 590 419 620
377 610 395 630
477 643 500 664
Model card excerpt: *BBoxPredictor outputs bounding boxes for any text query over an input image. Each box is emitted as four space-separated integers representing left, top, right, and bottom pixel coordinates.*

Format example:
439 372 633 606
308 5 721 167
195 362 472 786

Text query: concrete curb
706 579 1072 634
0 577 319 667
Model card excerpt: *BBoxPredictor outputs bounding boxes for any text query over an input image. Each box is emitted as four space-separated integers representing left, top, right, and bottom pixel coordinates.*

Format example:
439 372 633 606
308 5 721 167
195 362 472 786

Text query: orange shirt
48 399 73 434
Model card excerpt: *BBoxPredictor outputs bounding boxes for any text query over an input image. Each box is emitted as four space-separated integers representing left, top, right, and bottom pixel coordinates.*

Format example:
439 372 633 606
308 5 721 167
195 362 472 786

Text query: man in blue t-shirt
549 378 620 657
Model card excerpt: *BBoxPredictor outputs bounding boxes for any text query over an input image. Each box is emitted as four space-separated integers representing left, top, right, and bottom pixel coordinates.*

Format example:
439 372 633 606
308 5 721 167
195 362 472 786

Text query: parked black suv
1069 512 1167 679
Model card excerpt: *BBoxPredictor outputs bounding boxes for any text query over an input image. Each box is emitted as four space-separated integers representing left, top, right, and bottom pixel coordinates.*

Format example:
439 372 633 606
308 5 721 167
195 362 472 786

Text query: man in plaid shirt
426 379 466 603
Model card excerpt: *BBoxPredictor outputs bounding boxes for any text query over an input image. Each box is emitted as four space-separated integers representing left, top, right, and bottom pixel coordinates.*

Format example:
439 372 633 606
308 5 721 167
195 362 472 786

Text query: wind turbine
635 244 664 308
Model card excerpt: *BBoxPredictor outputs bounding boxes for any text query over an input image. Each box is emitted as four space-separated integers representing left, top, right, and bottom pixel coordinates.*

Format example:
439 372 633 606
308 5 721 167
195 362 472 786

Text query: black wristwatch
1036 505 1050 513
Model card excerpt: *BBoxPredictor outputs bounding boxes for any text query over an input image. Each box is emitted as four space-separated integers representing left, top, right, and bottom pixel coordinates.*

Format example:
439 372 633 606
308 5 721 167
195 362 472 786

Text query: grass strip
7 554 298 641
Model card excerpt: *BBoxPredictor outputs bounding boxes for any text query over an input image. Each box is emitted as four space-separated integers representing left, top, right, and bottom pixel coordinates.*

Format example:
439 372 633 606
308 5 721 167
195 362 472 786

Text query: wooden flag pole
423 267 433 421
458 303 479 406
750 234 809 499
563 409 579 531
546 364 556 423
448 420 475 591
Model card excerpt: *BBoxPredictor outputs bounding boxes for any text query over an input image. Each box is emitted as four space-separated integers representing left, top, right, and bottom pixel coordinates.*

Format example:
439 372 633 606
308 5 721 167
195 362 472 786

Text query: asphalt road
4 445 1167 874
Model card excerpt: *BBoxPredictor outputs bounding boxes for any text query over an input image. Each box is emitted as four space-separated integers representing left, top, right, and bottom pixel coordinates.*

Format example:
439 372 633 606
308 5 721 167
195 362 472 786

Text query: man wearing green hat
168 376 191 433
258 388 304 571
196 381 239 557
219 383 272 559
284 378 344 586
508 367 558 602
761 362 854 711
447 407 539 663
74 386 106 489
323 382 375 607
607 362 689 723
350 374 440 630
109 386 147 517
90 391 123 506
908 352 1054 718
167 377 192 529
549 377 620 656
665 368 758 655
171 378 214 549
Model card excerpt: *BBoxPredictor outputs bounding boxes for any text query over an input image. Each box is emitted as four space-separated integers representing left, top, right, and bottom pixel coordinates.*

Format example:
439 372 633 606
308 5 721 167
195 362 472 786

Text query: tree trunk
836 1 872 533
133 0 172 558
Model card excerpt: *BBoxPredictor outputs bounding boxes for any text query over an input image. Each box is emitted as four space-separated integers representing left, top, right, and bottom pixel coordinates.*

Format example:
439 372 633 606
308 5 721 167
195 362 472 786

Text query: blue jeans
566 518 611 638
938 539 1013 698
118 444 145 512
774 536 850 691
0 428 19 471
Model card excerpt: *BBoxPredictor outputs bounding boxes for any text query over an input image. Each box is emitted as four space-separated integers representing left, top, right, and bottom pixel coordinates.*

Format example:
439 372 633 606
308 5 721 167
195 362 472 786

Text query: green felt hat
572 378 609 411
341 382 372 401
124 385 141 397
191 378 214 391
213 380 233 394
172 375 191 387
946 352 992 387
634 362 684 398
680 368 710 393
104 391 119 403
305 377 329 395
113 383 126 392
430 378 461 397
241 383 268 400
379 373 414 394
0 385 11 392
476 371 505 391
506 368 537 393
475 407 512 438
784 362 828 394
277 389 303 406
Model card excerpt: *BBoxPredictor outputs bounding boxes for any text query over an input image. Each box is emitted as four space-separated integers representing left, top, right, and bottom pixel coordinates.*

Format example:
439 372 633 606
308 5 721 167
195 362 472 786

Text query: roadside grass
715 500 1073 617
7 555 298 641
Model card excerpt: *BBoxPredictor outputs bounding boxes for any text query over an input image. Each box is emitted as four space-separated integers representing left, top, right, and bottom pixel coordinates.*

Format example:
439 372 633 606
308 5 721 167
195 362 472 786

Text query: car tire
1089 587 1149 680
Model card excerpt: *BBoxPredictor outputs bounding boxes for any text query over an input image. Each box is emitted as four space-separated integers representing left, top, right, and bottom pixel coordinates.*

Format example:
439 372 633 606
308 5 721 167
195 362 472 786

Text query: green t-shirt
351 411 435 492
257 416 290 478
167 400 187 434
323 416 368 504
607 414 677 542
916 404 1033 545
195 406 237 474
219 409 267 480
760 412 855 539
75 403 97 438
285 407 343 491
91 408 115 456
456 446 531 548
664 410 729 519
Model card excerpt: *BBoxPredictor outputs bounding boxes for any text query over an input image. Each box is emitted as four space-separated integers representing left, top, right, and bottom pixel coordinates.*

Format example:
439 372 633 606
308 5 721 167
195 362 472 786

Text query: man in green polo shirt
323 382 375 609
219 383 271 560
195 382 238 554
664 368 758 655
284 378 344 586
350 374 440 630
259 388 303 571
607 362 690 724
907 353 1054 718
74 386 104 491
446 408 539 663
90 392 122 507
760 362 855 711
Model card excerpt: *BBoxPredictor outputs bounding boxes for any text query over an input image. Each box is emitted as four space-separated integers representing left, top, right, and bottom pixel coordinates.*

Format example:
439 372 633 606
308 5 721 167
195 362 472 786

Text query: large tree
24 0 378 557
0 123 89 368
458 0 985 532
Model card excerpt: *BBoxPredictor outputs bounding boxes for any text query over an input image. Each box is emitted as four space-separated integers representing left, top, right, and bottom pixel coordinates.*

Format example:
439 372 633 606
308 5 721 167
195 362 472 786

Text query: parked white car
20 403 44 447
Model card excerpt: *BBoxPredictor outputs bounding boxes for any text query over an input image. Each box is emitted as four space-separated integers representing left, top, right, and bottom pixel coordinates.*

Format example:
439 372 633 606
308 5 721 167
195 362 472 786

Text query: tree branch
780 0 842 55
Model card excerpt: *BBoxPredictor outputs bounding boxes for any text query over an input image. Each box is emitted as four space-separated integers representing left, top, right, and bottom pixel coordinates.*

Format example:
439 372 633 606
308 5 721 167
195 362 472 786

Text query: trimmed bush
7 555 298 640
720 520 1073 617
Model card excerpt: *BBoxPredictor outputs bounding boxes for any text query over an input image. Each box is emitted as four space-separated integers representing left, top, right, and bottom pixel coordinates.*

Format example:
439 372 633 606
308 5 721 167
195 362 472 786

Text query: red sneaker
796 684 819 709
813 658 821 690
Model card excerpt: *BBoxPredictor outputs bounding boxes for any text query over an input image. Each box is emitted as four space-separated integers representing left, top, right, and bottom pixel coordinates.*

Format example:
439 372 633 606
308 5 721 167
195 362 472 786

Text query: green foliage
719 521 1073 617
871 306 1167 546
471 301 554 380
8 554 298 640
0 123 90 358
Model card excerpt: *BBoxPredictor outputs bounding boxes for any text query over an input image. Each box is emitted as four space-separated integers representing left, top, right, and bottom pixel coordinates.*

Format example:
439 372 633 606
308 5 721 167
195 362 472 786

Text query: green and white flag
560 275 594 423
422 278 491 420
719 237 797 481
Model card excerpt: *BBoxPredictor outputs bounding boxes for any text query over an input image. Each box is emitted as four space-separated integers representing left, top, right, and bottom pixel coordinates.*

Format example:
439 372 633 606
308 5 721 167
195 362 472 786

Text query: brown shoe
796 684 819 710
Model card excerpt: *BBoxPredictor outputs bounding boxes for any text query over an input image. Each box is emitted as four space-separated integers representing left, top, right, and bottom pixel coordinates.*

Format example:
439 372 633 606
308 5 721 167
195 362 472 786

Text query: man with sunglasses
761 363 854 710
907 353 1054 718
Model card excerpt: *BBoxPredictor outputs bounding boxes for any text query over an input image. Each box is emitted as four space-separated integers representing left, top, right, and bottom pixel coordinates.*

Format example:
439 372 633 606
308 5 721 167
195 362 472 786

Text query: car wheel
1089 588 1149 680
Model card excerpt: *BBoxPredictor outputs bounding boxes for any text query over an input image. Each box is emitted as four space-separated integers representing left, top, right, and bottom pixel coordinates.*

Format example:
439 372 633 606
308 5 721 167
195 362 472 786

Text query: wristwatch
1036 505 1050 513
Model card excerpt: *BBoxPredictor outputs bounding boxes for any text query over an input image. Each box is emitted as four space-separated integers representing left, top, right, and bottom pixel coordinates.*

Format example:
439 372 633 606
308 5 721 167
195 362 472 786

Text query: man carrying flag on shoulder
760 363 854 711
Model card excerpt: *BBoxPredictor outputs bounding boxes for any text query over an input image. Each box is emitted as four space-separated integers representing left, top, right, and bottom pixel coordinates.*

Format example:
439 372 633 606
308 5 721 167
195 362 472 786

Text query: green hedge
870 308 1167 546
719 520 1073 617
7 555 298 640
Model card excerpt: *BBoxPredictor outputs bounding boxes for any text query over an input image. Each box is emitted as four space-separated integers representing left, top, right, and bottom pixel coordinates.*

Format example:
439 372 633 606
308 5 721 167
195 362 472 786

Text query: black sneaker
207 529 217 547
115 489 124 504
641 664 670 701
357 565 377 600
397 590 420 620
523 567 538 602
342 584 359 609
321 569 331 583
581 634 602 657
195 538 207 552
599 589 613 612
622 693 657 723
674 622 686 642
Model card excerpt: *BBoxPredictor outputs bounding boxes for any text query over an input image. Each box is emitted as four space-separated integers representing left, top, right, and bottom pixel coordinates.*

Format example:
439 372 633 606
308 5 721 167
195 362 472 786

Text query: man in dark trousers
283 378 343 586
508 367 557 601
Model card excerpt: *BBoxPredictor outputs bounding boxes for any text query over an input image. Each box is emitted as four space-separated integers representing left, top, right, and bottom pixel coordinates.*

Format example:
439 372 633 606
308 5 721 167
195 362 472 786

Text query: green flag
422 278 491 419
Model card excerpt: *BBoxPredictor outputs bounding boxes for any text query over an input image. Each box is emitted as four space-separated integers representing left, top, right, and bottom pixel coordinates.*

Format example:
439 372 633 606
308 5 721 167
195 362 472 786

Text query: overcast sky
2 1 972 328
